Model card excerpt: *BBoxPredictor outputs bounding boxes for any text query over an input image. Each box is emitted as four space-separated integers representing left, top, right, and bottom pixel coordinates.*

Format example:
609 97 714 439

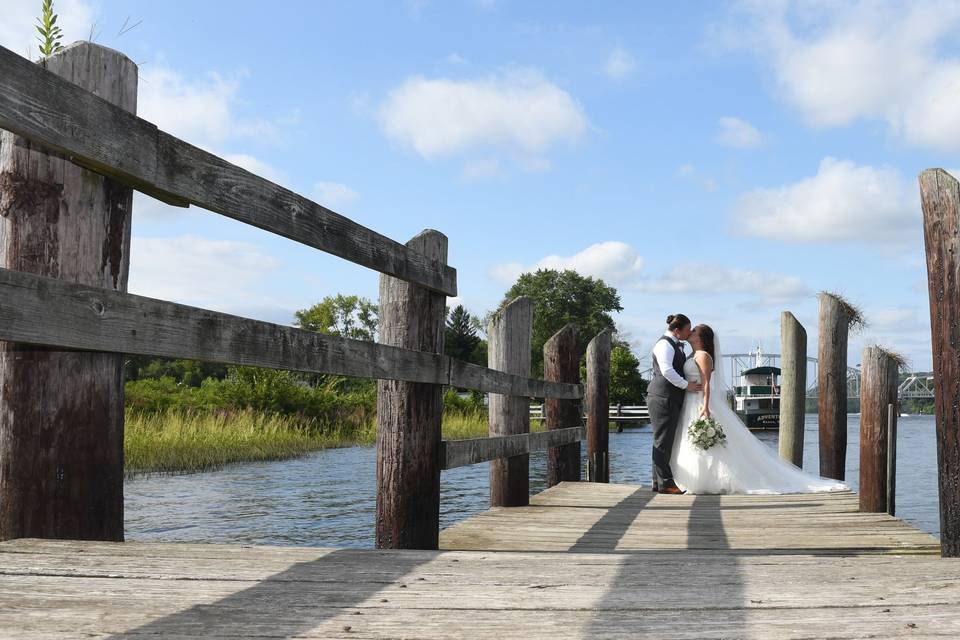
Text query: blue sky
3 0 956 369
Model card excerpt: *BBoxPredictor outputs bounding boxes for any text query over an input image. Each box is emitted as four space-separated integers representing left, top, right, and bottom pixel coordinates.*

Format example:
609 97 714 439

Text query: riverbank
124 409 495 475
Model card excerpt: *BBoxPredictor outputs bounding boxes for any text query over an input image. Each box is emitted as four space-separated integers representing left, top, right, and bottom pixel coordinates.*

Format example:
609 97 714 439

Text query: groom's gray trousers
647 390 684 486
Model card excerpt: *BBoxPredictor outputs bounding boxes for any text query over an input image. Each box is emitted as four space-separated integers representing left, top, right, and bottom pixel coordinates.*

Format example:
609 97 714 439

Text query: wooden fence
0 42 611 550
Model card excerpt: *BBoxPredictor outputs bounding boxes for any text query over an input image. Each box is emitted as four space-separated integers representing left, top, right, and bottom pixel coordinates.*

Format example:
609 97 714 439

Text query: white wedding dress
671 346 848 495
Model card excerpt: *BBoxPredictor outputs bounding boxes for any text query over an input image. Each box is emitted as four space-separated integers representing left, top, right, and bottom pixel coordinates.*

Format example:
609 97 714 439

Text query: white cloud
446 53 467 64
518 156 552 173
715 116 764 149
869 307 920 333
314 181 359 209
718 1 960 150
603 46 635 80
489 241 644 285
460 158 503 182
0 0 94 59
676 164 718 192
732 157 918 245
635 263 812 305
128 235 287 317
378 68 587 158
139 66 291 149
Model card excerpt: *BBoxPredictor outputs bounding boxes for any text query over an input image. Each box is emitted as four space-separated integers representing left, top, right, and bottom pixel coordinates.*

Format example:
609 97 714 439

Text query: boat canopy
742 366 781 376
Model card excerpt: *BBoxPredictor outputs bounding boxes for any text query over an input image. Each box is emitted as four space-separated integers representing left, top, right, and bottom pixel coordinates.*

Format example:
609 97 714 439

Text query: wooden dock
3 482 958 639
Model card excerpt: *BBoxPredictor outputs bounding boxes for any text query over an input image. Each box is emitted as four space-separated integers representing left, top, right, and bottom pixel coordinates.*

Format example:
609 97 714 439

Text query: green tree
295 294 378 341
609 344 647 405
445 304 485 365
501 269 623 374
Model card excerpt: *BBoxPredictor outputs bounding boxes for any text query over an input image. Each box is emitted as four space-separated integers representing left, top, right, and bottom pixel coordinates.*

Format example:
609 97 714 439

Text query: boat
732 348 781 430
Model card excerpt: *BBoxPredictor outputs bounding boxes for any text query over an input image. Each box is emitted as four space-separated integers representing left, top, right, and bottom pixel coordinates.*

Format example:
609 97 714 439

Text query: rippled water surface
125 415 940 547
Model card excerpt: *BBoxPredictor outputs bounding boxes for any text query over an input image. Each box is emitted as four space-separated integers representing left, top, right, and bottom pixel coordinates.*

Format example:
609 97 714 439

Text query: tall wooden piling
817 293 860 481
0 43 137 541
488 296 534 507
586 330 612 483
920 168 960 556
859 346 900 513
779 311 807 467
544 324 580 486
376 230 447 549
887 404 898 517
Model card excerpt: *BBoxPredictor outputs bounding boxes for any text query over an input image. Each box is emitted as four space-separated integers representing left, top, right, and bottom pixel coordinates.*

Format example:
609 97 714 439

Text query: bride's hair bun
666 313 691 330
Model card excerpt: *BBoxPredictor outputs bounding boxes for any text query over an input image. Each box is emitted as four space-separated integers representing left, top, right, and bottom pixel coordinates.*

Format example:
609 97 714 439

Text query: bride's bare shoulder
694 350 714 366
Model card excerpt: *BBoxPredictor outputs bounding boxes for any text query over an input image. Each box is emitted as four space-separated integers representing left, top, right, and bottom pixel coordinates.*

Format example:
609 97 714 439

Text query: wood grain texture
376 231 447 550
920 167 960 557
543 324 581 485
0 267 584 401
779 311 806 467
488 296 534 507
818 293 851 481
0 267 449 382
0 482 949 640
0 43 135 542
585 330 611 483
0 44 456 296
442 427 583 470
441 481 940 555
449 360 581 400
859 346 899 513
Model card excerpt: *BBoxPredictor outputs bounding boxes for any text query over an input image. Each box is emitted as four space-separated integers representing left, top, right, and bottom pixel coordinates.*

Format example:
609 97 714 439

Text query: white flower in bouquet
688 416 726 450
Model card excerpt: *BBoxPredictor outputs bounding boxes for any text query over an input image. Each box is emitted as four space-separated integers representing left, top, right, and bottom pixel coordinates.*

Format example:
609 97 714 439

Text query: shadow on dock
107 548 433 638
580 493 747 634
569 488 655 552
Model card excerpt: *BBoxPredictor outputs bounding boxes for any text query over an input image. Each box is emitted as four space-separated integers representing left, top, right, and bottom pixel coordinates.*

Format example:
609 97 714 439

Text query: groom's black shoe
650 484 659 493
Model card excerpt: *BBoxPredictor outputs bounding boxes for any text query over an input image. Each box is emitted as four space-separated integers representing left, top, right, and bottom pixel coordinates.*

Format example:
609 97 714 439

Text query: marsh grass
124 409 373 475
125 408 497 475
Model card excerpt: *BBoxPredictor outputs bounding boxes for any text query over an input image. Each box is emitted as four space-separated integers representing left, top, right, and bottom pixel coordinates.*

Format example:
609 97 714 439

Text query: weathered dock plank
441 482 941 554
1 482 955 639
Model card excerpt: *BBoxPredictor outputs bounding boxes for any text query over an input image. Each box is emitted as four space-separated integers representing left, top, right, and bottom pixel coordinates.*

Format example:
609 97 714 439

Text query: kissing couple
647 313 848 495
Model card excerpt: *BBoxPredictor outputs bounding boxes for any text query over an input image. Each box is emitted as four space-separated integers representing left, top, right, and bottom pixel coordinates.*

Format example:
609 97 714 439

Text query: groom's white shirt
652 331 689 390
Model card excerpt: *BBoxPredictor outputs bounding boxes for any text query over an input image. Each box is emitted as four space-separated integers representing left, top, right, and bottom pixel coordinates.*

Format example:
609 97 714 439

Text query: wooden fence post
817 293 857 481
859 346 899 513
887 404 898 517
0 43 137 542
586 330 612 483
544 324 580 486
779 311 807 468
920 168 960 556
488 296 534 507
376 230 447 549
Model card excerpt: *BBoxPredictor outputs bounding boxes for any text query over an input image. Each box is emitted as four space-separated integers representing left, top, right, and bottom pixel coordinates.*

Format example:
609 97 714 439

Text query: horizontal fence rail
0 267 582 399
442 426 584 470
0 45 456 296
530 404 649 421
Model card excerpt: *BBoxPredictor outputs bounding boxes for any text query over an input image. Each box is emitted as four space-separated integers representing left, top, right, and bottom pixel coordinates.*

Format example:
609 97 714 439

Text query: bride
671 324 848 495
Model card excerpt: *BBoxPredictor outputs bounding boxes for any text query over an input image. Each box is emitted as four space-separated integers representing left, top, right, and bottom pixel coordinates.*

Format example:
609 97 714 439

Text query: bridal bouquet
688 416 726 450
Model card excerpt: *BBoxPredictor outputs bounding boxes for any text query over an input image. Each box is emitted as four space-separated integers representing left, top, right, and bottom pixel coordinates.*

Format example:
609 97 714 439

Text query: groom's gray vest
647 336 687 399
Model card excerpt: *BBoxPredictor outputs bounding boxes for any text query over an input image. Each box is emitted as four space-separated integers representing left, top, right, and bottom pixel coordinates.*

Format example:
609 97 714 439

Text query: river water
125 415 940 548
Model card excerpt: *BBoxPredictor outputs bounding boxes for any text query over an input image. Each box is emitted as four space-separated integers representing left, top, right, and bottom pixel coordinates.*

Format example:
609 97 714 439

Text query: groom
647 314 702 494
